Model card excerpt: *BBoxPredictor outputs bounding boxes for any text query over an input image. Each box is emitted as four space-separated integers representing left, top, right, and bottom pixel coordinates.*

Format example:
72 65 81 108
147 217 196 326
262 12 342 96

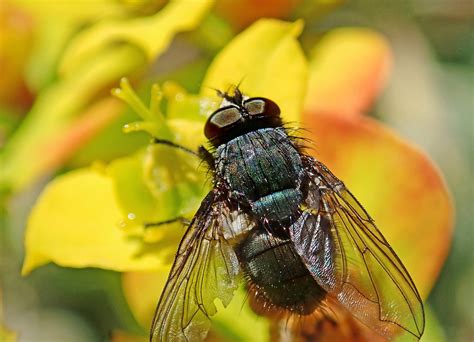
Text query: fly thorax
215 128 304 221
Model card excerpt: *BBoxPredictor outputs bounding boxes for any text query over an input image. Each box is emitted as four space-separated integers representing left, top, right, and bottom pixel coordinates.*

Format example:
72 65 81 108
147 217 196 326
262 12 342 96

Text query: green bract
22 19 309 276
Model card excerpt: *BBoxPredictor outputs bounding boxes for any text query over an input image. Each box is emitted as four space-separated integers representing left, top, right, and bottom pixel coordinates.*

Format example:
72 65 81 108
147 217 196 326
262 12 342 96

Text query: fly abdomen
238 228 326 316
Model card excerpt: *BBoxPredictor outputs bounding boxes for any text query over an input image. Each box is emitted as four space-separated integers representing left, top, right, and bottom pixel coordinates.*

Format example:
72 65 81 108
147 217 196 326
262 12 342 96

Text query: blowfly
149 88 425 342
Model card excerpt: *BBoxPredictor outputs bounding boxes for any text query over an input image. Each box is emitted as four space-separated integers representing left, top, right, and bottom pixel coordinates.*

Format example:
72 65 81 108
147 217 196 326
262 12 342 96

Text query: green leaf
28 265 144 335
201 19 308 123
418 305 446 342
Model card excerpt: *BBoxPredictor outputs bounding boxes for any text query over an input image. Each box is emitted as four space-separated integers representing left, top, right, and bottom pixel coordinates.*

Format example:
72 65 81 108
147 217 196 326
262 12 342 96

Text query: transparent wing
150 191 241 342
289 156 425 341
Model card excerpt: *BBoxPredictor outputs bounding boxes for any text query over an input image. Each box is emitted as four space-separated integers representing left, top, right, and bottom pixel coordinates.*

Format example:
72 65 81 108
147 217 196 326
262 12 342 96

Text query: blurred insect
149 88 425 341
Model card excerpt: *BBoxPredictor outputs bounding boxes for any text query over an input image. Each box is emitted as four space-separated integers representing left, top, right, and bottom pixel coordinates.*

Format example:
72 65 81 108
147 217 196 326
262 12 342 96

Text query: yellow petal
122 270 170 329
59 0 214 75
211 287 270 342
23 140 208 274
22 168 169 275
201 19 308 123
305 28 392 117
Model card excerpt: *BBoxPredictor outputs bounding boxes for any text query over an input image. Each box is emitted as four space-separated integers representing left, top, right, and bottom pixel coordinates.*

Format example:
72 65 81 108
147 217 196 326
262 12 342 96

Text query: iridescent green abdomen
238 229 325 315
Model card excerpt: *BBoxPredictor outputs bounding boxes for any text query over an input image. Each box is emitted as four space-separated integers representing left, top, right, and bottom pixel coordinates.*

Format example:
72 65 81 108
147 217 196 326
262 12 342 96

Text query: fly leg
144 216 191 229
151 138 215 169
152 138 199 157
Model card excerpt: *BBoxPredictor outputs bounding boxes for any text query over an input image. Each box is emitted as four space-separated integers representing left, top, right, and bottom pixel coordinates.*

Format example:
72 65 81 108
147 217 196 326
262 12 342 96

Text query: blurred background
0 0 472 341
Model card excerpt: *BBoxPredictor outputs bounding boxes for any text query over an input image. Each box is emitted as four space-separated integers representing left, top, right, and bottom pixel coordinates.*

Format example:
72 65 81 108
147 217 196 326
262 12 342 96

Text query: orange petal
305 28 392 117
215 0 301 30
302 111 453 297
0 2 34 110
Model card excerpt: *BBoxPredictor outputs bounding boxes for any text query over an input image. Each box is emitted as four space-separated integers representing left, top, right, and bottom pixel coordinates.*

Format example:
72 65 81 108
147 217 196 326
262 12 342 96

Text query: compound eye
210 106 241 127
204 106 242 139
244 97 280 117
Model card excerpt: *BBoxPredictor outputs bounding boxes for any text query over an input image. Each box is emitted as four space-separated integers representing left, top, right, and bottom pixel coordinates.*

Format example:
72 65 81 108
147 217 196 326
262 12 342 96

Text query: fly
149 88 425 341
